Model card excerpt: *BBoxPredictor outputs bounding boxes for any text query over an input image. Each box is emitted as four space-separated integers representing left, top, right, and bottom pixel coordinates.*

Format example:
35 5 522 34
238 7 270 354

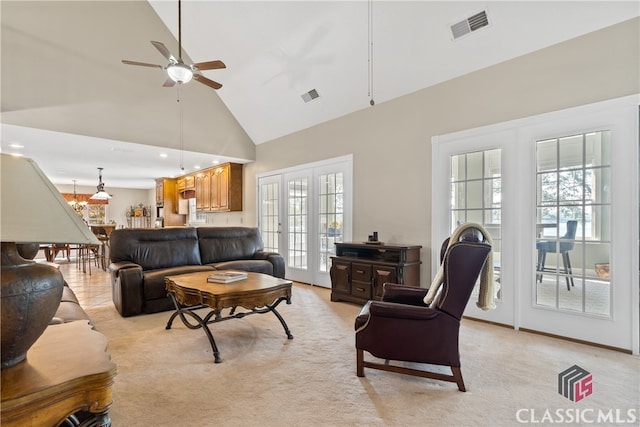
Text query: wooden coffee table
165 271 293 363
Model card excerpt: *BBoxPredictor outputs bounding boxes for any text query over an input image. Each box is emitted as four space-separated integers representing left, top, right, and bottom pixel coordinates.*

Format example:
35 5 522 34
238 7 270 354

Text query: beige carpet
86 284 639 427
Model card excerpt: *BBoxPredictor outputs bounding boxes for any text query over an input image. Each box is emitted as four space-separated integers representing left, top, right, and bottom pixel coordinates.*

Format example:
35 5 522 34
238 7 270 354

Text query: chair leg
452 367 466 392
561 252 574 290
536 249 546 283
356 349 365 377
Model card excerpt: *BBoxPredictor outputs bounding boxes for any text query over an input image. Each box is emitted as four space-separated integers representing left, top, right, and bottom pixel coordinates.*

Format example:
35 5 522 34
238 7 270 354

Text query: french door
432 96 639 353
257 155 353 287
432 130 517 327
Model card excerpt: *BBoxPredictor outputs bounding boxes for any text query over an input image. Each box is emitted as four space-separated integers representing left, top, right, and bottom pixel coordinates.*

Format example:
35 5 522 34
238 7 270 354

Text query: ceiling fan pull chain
177 87 184 172
368 0 375 106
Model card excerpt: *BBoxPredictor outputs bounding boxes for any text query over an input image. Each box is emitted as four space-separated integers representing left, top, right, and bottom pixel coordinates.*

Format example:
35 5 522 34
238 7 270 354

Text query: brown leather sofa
50 283 92 324
108 226 285 317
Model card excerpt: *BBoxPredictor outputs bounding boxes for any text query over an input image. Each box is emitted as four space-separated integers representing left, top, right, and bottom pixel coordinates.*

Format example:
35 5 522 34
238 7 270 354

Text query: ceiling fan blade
122 60 163 69
193 74 222 90
163 77 176 88
151 41 176 62
192 60 226 71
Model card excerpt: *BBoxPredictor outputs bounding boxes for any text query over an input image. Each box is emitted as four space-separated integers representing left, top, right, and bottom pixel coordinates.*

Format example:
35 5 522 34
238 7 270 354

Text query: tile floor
47 254 113 310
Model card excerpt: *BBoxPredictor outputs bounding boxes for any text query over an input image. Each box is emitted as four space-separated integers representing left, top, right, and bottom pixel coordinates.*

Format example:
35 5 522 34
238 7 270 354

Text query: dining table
89 224 117 270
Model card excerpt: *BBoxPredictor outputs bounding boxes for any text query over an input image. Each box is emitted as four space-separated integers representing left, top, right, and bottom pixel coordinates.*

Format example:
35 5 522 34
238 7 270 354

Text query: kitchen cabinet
177 174 195 192
194 163 243 212
155 178 186 226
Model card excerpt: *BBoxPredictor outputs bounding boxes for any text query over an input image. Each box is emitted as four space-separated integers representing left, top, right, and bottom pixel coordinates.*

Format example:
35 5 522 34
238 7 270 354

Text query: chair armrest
369 300 440 321
381 283 429 306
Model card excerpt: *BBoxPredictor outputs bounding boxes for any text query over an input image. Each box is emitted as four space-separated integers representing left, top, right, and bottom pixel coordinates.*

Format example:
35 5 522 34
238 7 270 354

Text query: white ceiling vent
301 89 320 103
451 10 490 40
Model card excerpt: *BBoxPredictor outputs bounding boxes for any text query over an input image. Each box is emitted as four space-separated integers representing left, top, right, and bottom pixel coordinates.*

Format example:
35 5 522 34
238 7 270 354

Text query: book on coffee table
207 271 248 283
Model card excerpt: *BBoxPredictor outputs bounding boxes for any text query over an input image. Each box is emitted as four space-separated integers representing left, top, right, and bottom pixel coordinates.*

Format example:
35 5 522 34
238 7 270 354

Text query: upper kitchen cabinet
194 163 243 212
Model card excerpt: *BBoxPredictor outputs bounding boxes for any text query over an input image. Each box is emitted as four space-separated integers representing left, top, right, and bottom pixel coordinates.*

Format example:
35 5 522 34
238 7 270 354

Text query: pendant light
90 167 112 200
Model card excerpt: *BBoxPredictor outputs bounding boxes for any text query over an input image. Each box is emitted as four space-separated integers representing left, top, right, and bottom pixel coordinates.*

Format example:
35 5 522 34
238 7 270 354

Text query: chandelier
68 180 88 216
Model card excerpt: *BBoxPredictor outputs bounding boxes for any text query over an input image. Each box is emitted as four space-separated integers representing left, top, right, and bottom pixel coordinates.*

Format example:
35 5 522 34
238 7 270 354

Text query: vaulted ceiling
1 1 638 188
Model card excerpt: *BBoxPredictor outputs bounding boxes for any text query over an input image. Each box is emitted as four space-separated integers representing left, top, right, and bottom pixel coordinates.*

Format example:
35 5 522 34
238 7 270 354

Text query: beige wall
249 18 639 285
2 0 256 161
55 184 154 228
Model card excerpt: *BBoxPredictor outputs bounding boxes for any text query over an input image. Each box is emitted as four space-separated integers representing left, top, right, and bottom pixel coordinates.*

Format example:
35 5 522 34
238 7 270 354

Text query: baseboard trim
462 316 631 354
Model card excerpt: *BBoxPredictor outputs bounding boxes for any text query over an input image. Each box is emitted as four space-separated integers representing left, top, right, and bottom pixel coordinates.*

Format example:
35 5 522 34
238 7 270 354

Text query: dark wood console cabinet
330 242 422 304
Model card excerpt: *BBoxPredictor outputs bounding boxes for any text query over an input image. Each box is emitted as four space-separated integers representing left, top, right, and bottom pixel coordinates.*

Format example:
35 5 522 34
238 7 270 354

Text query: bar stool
76 244 100 275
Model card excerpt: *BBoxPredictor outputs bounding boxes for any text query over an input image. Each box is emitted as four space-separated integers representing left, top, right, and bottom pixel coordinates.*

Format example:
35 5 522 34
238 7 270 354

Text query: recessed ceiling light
212 160 219 165
160 153 168 158
194 165 201 170
9 143 24 149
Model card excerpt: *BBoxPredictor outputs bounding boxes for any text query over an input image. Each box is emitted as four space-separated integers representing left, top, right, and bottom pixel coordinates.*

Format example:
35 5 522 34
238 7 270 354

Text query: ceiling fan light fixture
167 63 193 84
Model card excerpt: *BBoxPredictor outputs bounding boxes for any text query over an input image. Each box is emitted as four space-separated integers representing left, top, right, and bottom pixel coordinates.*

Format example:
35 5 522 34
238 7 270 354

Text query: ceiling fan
121 0 225 90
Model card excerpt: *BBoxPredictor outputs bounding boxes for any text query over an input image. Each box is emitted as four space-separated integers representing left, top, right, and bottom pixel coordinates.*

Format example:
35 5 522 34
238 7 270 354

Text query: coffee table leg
267 296 293 339
166 295 223 363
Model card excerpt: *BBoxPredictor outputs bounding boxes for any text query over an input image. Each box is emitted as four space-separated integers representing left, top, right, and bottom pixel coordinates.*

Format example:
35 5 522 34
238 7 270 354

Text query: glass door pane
450 148 502 295
259 178 280 253
287 177 308 270
318 172 344 273
535 131 611 317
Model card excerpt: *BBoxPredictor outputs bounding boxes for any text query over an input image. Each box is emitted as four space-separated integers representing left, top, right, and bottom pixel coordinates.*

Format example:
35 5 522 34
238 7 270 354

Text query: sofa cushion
197 227 264 264
212 260 274 275
51 283 91 324
110 228 202 270
143 265 215 300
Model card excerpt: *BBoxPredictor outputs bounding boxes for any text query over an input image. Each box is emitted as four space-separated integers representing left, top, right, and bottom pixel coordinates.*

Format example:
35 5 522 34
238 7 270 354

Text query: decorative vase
1 242 64 369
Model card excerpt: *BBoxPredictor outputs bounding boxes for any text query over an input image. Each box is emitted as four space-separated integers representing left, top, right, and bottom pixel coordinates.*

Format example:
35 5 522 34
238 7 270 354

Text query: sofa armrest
381 283 429 306
109 261 141 274
254 251 286 278
109 261 145 317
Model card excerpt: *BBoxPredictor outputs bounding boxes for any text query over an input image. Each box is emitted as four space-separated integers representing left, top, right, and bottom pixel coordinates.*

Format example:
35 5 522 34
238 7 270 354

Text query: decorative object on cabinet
194 163 243 212
126 203 152 228
0 154 100 369
330 242 421 305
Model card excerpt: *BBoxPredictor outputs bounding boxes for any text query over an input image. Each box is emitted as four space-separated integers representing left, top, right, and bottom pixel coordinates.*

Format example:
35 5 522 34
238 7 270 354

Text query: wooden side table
1 321 117 427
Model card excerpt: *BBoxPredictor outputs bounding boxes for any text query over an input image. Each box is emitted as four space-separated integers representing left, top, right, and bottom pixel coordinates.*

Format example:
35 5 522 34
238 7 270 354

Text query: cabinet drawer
351 280 372 299
351 263 372 282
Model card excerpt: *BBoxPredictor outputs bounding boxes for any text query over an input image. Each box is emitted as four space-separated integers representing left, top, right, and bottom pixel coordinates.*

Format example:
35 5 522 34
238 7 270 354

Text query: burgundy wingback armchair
354 227 491 391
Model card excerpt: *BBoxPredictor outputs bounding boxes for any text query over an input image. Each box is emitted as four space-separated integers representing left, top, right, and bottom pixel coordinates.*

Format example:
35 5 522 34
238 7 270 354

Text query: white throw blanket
423 223 498 311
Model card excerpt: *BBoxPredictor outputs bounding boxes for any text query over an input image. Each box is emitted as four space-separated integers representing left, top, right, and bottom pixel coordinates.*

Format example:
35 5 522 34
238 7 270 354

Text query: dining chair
536 220 578 290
